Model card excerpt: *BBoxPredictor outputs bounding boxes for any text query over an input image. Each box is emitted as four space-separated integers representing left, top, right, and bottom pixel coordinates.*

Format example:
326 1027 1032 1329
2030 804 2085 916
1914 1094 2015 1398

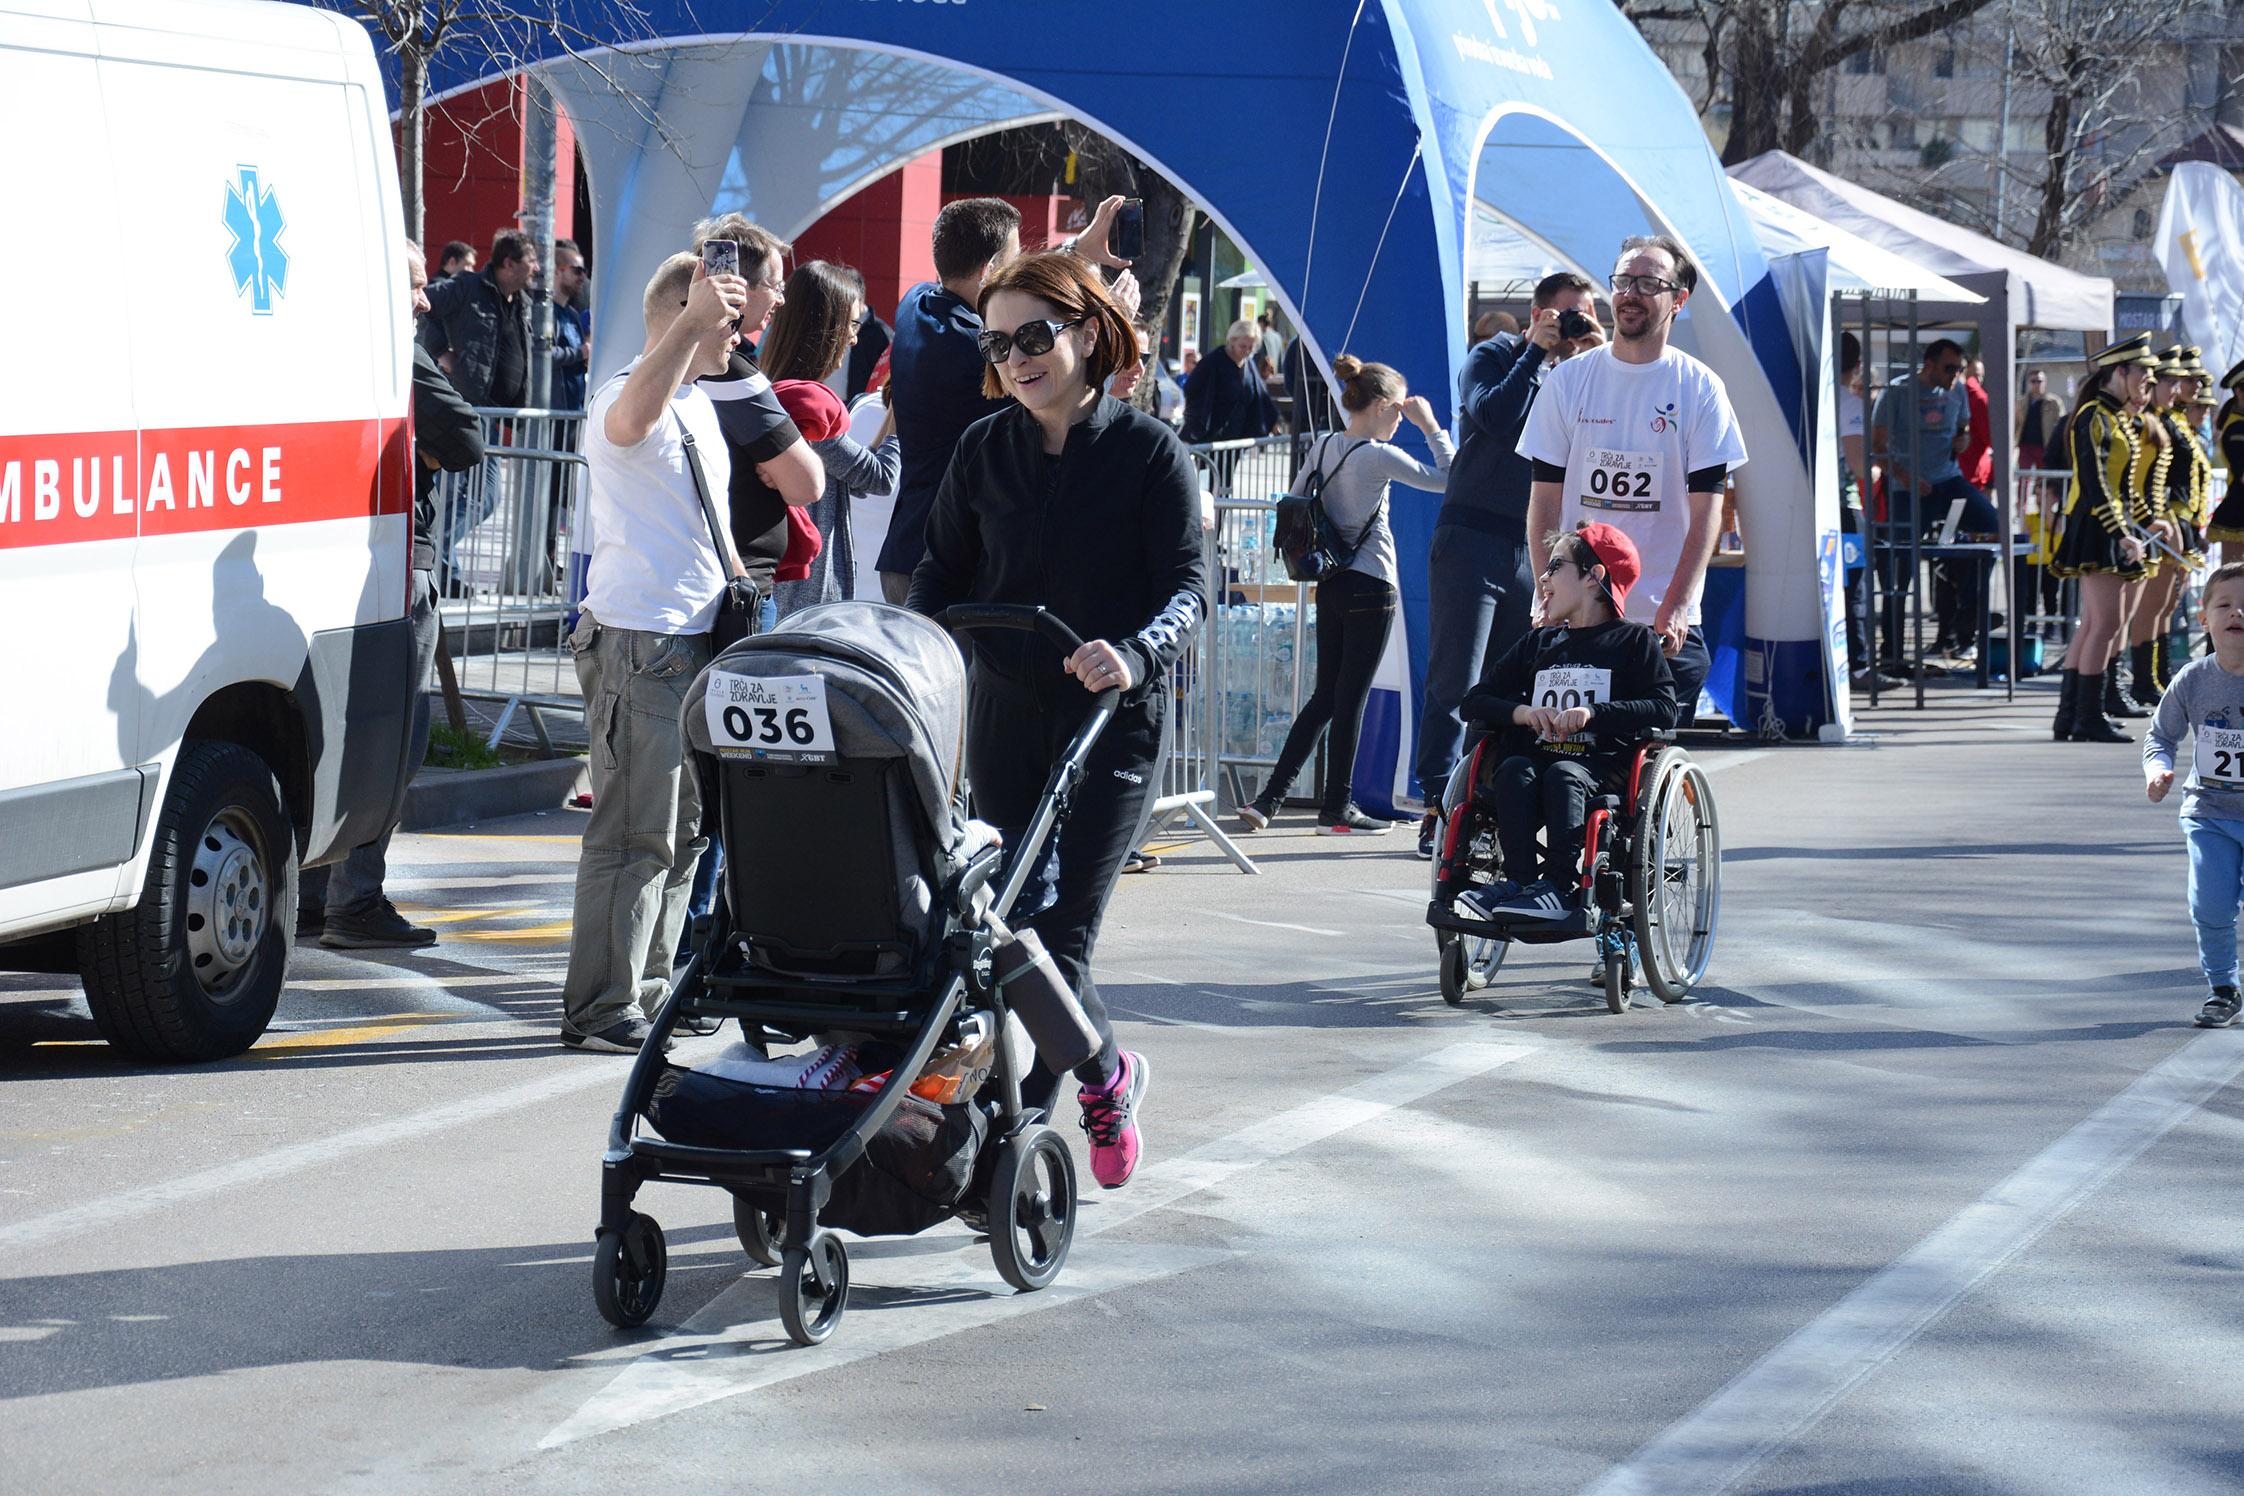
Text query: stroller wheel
592 1213 667 1329
732 1197 784 1268
989 1125 1076 1292
779 1233 849 1346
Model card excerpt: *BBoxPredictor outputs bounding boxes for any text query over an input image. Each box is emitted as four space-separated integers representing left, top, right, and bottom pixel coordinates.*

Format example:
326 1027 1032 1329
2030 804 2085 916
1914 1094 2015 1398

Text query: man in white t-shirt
559 251 749 1053
1518 233 1748 722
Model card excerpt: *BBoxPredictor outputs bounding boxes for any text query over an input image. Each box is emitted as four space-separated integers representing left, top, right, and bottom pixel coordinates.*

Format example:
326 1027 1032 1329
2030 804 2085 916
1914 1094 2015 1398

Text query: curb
400 758 589 832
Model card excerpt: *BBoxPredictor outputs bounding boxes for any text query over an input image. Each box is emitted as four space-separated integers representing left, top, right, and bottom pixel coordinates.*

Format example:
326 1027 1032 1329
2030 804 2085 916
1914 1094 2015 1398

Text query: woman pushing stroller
909 250 1207 1189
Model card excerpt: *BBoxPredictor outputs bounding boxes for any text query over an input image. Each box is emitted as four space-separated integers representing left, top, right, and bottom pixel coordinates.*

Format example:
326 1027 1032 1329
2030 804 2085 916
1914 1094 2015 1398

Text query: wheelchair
1425 731 1721 1012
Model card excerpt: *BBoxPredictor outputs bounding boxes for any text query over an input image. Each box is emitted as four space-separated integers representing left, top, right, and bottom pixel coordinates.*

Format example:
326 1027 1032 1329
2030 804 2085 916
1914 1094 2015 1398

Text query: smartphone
701 238 740 279
1112 198 1144 261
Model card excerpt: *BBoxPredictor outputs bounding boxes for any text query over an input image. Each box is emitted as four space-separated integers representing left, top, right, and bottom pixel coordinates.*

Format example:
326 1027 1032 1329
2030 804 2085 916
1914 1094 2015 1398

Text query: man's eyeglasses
978 317 1084 364
1609 273 1681 297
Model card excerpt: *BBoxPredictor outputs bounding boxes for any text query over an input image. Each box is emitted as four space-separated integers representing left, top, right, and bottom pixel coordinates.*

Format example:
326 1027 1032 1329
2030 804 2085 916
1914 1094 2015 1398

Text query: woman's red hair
977 251 1142 400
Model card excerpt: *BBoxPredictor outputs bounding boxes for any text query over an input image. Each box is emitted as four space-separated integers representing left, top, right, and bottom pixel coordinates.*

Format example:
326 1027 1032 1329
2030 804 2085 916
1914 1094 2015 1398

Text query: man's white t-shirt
1517 345 1748 625
581 358 733 635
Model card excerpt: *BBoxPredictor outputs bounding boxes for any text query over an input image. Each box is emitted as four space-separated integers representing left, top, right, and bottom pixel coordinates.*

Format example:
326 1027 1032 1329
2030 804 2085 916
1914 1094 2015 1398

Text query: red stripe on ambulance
0 417 410 550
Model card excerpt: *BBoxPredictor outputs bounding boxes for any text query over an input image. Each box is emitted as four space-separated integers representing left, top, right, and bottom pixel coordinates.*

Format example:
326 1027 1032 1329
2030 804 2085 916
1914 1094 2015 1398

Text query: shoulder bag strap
674 413 744 580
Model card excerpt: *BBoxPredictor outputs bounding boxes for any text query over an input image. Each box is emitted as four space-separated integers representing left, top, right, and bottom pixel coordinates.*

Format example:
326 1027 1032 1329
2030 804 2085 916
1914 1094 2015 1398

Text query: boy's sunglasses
1541 553 1589 578
979 317 1084 364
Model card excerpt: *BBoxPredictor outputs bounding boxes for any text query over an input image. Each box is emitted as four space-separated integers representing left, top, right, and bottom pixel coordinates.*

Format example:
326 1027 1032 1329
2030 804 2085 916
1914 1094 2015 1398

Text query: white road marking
542 1039 1534 1448
0 1063 626 1252
1205 910 1346 937
1580 1031 2244 1496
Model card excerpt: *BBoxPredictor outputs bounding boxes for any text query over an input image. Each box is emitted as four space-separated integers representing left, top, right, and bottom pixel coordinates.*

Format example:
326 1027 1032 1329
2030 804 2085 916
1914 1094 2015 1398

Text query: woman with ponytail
1241 355 1453 835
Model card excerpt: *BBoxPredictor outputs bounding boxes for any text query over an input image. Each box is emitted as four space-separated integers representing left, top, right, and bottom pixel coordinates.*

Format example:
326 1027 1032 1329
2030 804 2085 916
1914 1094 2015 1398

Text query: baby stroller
589 601 1119 1345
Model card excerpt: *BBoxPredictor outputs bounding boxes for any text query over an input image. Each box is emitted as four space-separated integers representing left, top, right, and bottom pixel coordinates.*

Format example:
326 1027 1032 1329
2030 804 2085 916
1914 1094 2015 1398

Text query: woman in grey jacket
757 260 901 616
1242 354 1453 834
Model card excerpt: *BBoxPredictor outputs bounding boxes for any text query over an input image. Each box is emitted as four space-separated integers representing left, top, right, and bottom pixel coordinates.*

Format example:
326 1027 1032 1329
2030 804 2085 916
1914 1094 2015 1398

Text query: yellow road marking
397 906 537 926
251 1013 458 1054
446 921 573 943
423 833 585 843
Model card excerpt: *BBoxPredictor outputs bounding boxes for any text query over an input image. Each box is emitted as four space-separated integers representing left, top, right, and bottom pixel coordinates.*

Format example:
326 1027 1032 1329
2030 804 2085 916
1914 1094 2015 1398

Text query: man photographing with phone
1411 270 1603 858
1519 234 1747 724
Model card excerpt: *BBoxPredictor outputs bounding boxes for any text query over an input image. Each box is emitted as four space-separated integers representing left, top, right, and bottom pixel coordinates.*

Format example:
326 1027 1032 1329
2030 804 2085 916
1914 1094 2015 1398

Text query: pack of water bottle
1214 601 1319 758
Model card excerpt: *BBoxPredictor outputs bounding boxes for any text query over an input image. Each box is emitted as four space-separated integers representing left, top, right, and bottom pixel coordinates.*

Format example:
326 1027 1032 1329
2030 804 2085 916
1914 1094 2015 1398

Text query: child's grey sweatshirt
2144 655 2244 821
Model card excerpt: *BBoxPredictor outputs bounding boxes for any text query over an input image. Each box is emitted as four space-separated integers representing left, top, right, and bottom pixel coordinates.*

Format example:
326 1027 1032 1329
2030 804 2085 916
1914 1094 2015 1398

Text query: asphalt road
4 685 2239 1495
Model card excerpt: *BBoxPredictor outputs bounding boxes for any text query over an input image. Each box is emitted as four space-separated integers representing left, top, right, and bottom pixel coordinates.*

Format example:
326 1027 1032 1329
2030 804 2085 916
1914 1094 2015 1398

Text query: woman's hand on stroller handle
1065 640 1135 695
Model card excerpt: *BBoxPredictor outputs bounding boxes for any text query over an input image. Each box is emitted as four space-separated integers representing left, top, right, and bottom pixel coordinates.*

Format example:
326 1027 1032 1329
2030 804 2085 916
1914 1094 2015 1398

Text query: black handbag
677 420 764 652
1273 436 1381 583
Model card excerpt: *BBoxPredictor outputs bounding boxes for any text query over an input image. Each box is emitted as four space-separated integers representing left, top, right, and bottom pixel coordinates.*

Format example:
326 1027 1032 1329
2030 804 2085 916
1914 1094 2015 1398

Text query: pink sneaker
1078 1050 1149 1189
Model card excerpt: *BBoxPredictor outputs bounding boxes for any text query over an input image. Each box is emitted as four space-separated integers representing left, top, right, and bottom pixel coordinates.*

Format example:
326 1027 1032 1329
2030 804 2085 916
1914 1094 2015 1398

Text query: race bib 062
2196 725 2244 788
705 672 836 762
1579 447 1662 513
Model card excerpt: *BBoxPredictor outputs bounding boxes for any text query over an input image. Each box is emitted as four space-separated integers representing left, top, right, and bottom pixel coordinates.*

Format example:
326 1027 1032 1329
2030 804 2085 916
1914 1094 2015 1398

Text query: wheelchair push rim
1631 755 1720 1001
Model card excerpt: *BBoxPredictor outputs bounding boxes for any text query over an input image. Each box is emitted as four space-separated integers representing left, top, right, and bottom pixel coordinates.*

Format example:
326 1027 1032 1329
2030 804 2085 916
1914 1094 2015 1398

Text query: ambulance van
0 0 418 1060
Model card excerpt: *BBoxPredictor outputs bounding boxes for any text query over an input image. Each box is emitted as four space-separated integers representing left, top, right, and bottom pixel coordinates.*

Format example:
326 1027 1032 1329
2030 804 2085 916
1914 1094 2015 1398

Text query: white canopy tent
1470 187 1986 303
1730 149 2117 563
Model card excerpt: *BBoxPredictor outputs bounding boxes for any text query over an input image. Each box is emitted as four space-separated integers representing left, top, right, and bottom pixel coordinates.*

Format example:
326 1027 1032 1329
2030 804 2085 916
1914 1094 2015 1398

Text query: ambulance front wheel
78 740 295 1063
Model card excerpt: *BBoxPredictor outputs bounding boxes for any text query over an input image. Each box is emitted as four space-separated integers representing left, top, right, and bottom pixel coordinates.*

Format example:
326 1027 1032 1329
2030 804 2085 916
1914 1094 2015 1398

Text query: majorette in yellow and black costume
2049 334 2159 582
2208 355 2244 545
2156 346 2212 566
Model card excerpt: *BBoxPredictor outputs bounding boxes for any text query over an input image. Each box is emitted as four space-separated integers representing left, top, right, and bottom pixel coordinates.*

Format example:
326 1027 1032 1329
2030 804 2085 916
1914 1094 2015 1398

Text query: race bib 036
1579 447 1662 513
705 672 836 762
2196 725 2244 788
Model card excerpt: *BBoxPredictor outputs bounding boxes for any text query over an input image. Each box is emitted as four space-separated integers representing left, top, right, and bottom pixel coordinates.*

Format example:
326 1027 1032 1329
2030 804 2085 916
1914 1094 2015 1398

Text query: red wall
405 77 580 264
790 153 943 326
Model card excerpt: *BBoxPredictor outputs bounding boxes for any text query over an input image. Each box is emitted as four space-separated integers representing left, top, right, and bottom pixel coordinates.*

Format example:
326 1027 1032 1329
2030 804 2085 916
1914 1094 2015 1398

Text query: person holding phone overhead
1240 355 1452 836
909 251 1206 1190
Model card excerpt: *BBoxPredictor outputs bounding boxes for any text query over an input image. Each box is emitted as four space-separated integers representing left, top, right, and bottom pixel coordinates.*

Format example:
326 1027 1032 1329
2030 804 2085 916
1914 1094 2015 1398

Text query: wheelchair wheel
1431 821 1508 1003
1602 934 1631 1015
1629 753 1721 1002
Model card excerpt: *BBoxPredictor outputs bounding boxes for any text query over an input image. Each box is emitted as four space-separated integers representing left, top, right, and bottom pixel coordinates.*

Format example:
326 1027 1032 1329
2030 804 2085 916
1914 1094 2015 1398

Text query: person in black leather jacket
910 250 1205 1192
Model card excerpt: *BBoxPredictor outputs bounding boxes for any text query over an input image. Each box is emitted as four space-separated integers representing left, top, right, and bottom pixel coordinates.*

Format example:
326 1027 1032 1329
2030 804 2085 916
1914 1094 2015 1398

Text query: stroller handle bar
939 604 1122 705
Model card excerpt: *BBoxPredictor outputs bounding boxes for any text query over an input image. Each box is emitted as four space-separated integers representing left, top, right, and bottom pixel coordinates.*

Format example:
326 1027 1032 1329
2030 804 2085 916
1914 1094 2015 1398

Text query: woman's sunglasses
978 317 1084 364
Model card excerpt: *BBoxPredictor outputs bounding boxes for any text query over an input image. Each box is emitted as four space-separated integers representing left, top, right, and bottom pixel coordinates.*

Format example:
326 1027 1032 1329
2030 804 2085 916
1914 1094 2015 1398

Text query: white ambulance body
0 0 416 1059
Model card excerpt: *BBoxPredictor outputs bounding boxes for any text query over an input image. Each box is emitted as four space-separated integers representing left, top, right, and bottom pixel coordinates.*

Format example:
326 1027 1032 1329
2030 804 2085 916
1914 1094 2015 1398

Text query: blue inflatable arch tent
350 0 1829 804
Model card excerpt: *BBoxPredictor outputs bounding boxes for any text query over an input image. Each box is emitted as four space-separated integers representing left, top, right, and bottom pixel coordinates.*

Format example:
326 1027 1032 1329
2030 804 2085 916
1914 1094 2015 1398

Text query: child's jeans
1493 753 1600 887
2183 815 2244 987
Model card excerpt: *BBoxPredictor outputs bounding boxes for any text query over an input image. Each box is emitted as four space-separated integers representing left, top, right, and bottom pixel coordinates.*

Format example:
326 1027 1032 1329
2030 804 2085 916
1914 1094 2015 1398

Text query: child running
2144 560 2244 1028
1457 523 1677 921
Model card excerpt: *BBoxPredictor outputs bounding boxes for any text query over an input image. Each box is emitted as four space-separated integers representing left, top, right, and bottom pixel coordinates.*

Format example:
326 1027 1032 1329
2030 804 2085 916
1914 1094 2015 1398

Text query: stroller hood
683 601 967 847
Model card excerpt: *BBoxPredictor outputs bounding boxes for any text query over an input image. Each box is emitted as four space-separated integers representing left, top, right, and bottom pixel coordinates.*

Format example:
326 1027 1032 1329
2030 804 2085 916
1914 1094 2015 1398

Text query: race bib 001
1533 665 1610 746
2195 725 2244 788
1579 447 1662 513
705 672 836 762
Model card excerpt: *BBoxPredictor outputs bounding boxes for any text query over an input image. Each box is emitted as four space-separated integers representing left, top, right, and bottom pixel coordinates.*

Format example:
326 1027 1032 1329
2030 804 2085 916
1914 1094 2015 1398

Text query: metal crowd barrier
419 419 1312 876
425 406 589 751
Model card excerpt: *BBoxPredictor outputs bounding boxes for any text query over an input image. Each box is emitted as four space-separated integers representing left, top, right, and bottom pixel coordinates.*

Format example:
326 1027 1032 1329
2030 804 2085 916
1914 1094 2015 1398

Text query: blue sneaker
1456 880 1520 920
1494 879 1572 921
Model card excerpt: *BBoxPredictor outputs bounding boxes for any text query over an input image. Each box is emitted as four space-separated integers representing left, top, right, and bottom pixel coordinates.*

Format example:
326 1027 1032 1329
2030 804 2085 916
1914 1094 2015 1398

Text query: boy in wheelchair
1455 522 1677 921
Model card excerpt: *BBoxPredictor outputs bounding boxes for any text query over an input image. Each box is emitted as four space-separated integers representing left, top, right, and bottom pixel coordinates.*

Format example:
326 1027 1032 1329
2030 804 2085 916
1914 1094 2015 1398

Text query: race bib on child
705 672 836 762
1532 665 1611 749
2196 725 2244 788
1579 448 1663 513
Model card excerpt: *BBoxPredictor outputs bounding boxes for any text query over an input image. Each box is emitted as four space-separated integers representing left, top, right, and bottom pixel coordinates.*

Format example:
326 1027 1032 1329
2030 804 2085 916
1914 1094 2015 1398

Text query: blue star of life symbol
224 166 288 315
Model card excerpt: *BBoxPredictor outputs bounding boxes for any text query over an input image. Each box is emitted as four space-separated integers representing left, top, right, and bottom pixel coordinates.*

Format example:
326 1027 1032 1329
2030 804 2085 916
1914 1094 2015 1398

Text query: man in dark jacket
1411 270 1604 857
875 197 1022 603
419 229 538 587
1181 318 1278 443
301 242 486 947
